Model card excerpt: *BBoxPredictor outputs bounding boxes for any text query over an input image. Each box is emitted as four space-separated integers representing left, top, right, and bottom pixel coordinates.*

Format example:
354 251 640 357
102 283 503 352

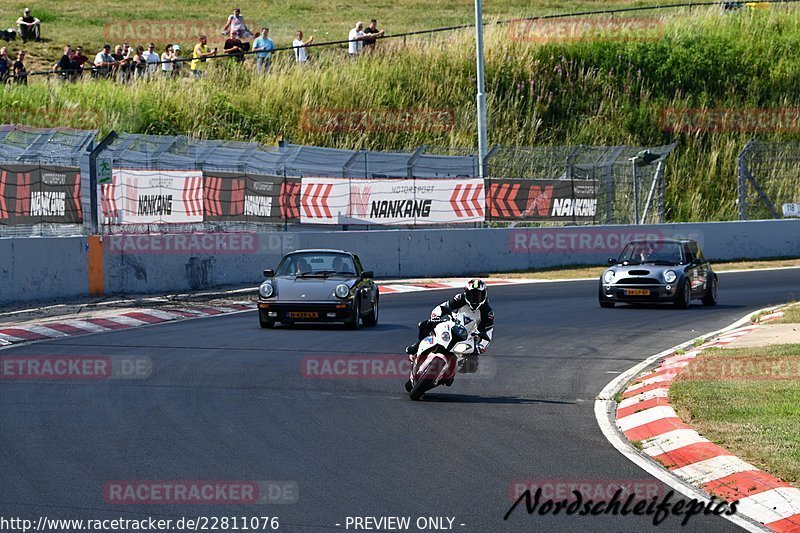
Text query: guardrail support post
88 131 118 235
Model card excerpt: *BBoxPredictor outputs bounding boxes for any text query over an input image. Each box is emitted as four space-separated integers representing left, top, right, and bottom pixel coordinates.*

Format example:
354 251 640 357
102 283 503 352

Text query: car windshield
618 242 684 264
276 252 357 277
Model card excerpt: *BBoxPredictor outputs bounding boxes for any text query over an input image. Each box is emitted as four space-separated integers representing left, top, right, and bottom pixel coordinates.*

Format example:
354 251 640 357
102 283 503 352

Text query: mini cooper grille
628 270 651 275
617 277 660 285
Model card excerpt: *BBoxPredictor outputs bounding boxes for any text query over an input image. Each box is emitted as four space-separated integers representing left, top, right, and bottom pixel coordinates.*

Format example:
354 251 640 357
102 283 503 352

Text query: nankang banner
203 173 300 223
0 165 82 225
100 169 204 224
300 178 485 225
487 179 599 221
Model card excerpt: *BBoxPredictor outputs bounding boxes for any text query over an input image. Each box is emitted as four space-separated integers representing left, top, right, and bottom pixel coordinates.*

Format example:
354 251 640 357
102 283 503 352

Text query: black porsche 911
599 238 718 309
257 249 379 328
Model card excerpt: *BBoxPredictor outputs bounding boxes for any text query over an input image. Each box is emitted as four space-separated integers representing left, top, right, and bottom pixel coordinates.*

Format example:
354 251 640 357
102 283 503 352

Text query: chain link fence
0 125 677 235
738 140 800 220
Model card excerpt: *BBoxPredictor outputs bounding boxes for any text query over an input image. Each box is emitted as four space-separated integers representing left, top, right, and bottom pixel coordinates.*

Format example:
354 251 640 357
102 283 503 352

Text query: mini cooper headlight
664 270 677 283
259 282 274 298
334 284 350 299
603 270 615 284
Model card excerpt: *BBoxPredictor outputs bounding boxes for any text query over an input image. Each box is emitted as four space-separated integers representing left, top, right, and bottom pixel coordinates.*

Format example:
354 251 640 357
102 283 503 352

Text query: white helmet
464 279 487 310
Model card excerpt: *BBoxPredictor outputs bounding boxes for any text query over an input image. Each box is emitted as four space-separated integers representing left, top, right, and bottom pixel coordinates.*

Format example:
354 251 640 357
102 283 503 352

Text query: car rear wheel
675 279 691 309
702 276 718 306
362 294 379 326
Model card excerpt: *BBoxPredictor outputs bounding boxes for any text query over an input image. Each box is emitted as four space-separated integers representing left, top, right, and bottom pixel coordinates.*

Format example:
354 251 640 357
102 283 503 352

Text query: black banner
487 179 599 221
0 165 82 225
202 172 300 223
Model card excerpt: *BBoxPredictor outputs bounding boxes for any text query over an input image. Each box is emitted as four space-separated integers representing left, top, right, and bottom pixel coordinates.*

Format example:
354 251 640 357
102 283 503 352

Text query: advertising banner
300 178 485 225
487 179 599 221
0 165 82 225
100 169 204 225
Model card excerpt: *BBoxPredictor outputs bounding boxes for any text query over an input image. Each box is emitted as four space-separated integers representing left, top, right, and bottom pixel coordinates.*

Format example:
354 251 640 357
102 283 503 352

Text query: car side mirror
361 270 374 280
607 258 616 265
263 269 274 278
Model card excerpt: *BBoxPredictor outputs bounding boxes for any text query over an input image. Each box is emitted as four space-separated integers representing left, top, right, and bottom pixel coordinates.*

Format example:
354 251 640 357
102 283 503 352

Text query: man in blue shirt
253 27 275 75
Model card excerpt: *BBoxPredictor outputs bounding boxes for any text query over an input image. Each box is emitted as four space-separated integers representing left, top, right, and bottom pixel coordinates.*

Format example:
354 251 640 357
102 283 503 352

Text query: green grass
4 3 800 221
671 344 800 484
777 303 800 324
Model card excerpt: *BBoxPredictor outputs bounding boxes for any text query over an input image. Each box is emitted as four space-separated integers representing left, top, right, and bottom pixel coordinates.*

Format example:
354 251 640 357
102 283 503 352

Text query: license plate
624 289 651 296
287 311 318 319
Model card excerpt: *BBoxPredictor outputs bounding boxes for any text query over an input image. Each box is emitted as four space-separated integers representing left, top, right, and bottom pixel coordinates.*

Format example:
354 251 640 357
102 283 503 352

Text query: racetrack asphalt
1 269 799 533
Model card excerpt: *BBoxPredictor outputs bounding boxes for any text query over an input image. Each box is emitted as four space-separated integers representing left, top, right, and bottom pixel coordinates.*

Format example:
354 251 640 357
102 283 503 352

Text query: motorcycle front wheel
409 357 445 401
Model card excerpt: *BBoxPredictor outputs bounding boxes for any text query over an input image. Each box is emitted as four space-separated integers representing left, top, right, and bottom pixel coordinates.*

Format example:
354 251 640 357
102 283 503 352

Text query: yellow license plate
624 289 651 296
288 311 318 319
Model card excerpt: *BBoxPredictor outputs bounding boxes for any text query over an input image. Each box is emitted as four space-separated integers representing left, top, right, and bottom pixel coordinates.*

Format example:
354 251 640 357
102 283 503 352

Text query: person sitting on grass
222 7 253 40
16 8 40 43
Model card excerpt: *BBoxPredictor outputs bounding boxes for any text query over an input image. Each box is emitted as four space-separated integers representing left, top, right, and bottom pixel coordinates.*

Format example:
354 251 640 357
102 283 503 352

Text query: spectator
161 44 175 76
16 8 40 43
93 44 117 78
72 46 89 77
132 45 147 79
191 35 217 79
348 21 368 56
111 45 129 81
172 44 183 77
0 47 11 83
252 27 274 74
363 19 385 48
292 31 313 63
117 43 133 82
54 45 76 81
13 50 28 84
224 29 247 62
142 43 160 77
222 7 253 40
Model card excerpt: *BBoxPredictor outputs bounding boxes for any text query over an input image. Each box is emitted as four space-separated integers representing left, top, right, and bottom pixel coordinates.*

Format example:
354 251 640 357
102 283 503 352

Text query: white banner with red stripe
100 169 204 224
300 177 484 225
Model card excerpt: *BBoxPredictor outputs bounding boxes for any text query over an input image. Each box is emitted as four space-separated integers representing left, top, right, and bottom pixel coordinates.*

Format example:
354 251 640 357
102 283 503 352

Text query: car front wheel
362 294 379 326
346 298 361 330
675 279 691 309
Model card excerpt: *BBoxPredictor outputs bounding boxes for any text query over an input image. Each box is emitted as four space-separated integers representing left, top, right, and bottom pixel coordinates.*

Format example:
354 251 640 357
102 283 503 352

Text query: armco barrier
1 219 798 306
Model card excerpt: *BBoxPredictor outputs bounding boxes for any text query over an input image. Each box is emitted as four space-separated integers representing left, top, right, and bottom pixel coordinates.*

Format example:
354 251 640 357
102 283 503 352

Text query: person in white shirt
161 44 175 76
292 31 314 63
142 42 160 77
348 21 368 56
93 44 117 79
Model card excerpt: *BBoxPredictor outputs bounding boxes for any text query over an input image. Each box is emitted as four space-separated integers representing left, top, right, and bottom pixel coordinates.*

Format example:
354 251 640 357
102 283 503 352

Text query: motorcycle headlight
603 270 615 284
664 270 677 283
334 284 351 299
259 282 274 298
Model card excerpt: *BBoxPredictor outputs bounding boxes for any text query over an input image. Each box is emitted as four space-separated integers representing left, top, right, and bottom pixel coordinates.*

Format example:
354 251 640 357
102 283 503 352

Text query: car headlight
603 270 615 284
259 282 274 298
664 270 677 283
334 284 351 299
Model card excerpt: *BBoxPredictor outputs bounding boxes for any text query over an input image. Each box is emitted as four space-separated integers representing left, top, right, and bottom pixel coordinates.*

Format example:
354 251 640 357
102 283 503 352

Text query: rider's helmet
464 279 487 310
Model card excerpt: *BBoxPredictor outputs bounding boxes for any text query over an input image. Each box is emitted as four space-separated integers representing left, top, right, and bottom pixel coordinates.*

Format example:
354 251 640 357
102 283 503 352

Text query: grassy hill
2 2 800 221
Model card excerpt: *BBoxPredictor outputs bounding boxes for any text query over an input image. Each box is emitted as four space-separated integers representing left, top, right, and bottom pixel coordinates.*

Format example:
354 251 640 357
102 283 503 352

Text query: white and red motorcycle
404 312 488 401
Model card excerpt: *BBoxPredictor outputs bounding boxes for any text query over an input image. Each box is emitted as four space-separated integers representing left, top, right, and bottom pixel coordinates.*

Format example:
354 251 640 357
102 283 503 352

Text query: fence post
738 140 753 220
483 145 500 225
606 145 625 225
88 130 118 234
407 145 426 179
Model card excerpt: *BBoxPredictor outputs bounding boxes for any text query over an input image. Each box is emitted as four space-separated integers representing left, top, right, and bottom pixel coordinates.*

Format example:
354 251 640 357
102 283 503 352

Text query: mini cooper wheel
702 276 718 306
675 279 691 309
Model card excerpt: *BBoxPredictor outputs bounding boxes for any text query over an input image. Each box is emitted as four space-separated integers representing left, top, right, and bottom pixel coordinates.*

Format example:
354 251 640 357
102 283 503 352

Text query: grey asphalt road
1 269 798 533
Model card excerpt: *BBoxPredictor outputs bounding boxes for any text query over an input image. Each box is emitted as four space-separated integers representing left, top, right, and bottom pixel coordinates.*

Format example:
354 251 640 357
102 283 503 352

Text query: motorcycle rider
406 279 494 373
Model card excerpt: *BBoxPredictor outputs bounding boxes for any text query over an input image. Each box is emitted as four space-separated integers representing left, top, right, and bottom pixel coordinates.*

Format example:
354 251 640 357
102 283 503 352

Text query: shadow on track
416 394 575 405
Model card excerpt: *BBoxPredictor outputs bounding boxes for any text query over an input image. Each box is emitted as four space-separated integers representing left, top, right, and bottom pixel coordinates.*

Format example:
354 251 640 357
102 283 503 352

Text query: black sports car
599 238 717 308
257 249 379 328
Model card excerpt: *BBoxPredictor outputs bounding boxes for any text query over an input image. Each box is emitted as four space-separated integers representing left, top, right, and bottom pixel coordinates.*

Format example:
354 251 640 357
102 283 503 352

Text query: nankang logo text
551 198 597 217
138 195 173 216
370 199 432 218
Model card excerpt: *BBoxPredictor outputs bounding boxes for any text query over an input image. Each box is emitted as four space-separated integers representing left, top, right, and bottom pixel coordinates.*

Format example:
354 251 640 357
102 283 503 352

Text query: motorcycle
404 312 488 401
